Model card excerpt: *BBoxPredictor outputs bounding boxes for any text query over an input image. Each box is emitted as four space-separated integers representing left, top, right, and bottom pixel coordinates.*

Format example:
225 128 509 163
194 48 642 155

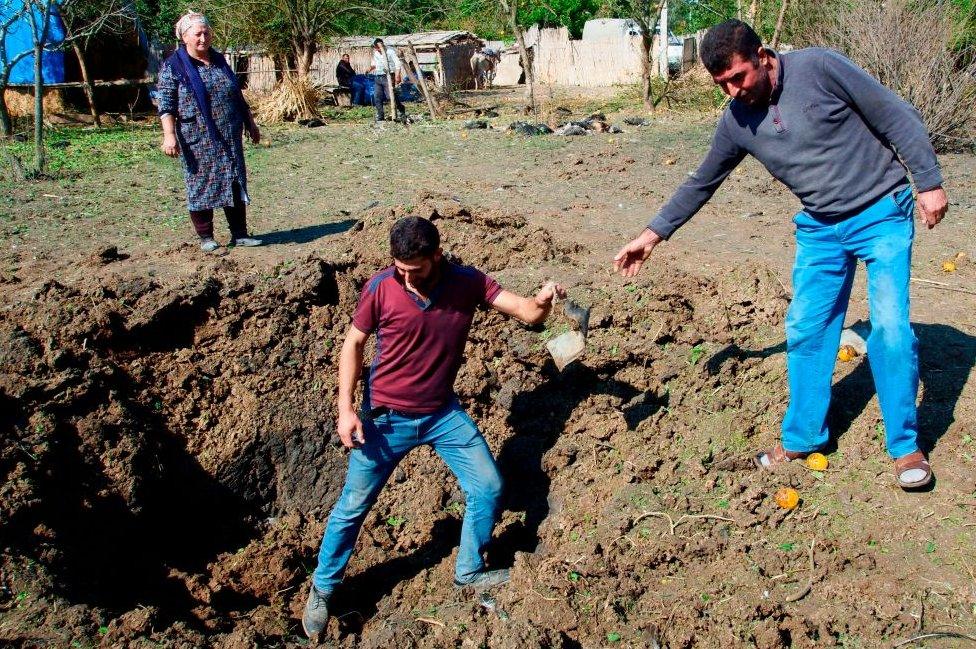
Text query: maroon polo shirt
353 261 503 414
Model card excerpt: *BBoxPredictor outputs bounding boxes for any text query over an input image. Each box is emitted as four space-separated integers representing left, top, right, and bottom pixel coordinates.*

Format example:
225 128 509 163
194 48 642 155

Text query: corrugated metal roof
333 31 481 49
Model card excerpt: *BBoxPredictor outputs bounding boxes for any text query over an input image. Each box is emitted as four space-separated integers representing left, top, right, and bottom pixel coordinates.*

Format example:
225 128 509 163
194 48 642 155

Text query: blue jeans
782 187 919 459
312 401 503 594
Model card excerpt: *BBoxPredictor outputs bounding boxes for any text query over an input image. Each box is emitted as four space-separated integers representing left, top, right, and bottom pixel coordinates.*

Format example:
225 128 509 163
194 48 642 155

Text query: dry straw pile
810 0 976 152
253 75 322 123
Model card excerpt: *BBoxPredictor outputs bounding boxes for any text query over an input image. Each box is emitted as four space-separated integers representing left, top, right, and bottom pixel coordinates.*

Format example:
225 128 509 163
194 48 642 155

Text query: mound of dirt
3 196 967 648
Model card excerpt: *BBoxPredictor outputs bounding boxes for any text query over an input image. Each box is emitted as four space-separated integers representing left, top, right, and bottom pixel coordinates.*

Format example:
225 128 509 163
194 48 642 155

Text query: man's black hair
700 19 763 75
390 216 440 260
373 38 384 47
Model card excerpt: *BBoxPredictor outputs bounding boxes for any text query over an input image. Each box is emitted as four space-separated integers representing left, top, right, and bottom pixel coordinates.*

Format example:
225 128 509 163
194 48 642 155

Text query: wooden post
379 42 397 120
71 41 100 127
405 42 439 119
435 45 446 90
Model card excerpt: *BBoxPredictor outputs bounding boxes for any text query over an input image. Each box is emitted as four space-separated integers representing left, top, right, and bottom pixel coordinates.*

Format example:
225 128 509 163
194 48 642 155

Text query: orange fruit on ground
774 487 800 509
805 453 828 471
942 260 957 273
837 345 857 362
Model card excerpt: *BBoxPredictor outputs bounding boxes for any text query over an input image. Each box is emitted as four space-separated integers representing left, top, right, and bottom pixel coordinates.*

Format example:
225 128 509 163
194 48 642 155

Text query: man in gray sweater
613 20 948 489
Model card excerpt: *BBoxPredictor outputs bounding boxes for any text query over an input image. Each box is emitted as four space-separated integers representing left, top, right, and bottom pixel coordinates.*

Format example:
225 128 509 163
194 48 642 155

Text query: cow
470 48 501 90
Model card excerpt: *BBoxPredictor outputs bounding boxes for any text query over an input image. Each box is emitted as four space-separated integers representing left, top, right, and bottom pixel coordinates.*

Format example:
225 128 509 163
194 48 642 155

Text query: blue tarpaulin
349 74 421 106
1 0 66 84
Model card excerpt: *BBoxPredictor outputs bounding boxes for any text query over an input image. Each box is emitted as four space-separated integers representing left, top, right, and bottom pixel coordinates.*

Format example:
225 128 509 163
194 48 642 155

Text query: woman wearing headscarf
157 11 263 252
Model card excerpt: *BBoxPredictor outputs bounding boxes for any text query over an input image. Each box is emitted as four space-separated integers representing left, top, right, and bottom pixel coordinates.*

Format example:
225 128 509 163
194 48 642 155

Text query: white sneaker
200 238 219 253
231 237 263 247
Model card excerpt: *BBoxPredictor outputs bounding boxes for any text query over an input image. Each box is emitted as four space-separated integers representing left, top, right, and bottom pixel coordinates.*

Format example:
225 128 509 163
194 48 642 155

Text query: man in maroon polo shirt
303 216 564 638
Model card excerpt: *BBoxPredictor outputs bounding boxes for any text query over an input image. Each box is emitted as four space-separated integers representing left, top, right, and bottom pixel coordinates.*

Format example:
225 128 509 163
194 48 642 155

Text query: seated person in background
335 53 355 88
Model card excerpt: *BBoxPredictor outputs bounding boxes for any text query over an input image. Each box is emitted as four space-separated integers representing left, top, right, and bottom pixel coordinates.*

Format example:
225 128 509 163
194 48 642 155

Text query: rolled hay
3 87 67 118
254 75 322 123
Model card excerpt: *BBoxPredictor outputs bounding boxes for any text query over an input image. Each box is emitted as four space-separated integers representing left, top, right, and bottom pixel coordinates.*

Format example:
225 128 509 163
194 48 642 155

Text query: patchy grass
0 124 160 177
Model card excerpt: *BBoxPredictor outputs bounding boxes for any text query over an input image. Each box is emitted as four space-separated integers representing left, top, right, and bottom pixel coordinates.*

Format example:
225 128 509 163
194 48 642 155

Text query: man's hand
534 281 566 308
917 186 948 229
613 228 663 277
337 407 365 449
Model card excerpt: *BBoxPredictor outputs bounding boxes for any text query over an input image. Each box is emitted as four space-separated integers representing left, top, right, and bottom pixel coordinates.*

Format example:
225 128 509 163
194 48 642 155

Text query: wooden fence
532 27 646 86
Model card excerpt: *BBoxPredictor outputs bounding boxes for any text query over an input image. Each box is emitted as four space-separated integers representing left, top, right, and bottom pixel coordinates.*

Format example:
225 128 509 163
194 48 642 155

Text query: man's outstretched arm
336 325 369 448
614 119 745 276
490 282 566 325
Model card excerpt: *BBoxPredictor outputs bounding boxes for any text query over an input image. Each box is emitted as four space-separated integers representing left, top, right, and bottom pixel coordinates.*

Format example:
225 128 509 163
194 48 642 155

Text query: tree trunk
499 0 536 114
771 0 789 48
640 33 653 110
512 26 535 114
634 2 665 111
295 41 315 79
748 0 759 24
272 53 286 83
71 41 100 127
33 42 44 173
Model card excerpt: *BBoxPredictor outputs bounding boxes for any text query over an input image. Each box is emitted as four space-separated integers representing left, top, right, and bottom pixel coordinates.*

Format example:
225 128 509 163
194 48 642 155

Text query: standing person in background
157 12 263 253
335 53 355 88
612 20 948 489
366 38 406 124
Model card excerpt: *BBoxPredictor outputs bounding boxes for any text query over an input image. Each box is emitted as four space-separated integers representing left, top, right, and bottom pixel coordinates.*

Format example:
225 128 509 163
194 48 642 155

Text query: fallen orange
805 453 828 471
942 260 957 273
774 487 800 509
837 345 858 362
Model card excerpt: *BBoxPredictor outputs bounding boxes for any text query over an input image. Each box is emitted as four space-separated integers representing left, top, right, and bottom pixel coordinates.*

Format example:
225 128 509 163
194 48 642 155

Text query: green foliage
519 0 600 37
134 0 186 43
670 0 738 35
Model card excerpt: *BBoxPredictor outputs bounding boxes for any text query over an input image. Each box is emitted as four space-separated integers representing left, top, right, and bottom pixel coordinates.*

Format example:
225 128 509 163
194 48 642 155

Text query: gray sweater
648 48 943 240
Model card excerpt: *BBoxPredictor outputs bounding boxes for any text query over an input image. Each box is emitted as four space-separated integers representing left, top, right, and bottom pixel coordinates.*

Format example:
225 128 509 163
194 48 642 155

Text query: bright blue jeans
312 401 503 594
782 187 919 459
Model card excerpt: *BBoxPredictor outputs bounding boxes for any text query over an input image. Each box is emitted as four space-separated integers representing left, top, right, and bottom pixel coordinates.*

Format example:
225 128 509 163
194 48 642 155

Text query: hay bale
3 88 67 118
254 75 322 124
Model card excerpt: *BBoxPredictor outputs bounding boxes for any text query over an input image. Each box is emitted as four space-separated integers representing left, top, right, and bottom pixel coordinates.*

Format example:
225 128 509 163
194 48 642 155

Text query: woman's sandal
753 443 810 470
893 450 932 489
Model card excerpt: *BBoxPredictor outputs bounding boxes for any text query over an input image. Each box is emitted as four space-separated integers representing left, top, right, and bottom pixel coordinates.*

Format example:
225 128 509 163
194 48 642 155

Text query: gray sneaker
301 584 330 639
230 236 263 247
454 568 510 591
200 238 219 253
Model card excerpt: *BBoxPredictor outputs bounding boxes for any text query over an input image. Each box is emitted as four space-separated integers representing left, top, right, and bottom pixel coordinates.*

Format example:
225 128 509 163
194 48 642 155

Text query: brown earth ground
1 86 975 648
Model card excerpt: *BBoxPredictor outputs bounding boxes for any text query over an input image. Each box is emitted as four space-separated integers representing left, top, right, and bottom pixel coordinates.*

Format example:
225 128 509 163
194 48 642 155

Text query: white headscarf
175 11 209 40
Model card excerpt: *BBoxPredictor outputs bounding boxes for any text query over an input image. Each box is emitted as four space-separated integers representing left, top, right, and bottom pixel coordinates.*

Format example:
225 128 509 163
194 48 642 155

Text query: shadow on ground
705 322 976 456
261 219 358 245
829 321 976 454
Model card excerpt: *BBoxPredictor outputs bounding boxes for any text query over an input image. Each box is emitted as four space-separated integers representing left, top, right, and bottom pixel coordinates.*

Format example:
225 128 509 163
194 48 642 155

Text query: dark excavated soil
2 194 975 648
